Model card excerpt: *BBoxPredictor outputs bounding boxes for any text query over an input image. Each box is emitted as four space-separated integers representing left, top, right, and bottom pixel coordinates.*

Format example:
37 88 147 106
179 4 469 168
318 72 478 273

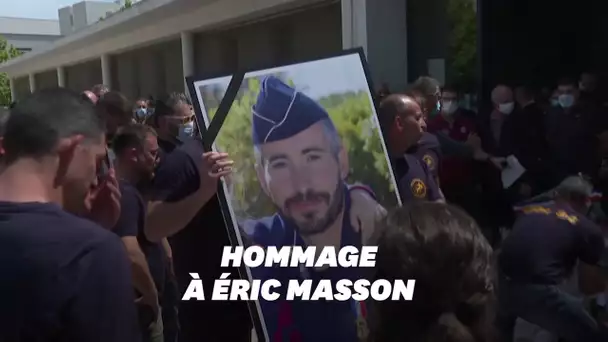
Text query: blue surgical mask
135 108 147 119
178 121 194 139
558 94 575 108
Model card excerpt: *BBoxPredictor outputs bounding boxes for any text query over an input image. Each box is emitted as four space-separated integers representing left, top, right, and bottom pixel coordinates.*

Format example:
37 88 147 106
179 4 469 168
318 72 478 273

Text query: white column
101 54 111 87
9 78 15 102
341 0 408 92
181 31 195 93
57 66 66 87
28 73 36 93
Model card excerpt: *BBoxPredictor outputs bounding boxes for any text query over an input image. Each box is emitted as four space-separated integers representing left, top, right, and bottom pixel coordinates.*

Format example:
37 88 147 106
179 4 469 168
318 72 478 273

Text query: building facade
0 0 450 102
0 17 61 53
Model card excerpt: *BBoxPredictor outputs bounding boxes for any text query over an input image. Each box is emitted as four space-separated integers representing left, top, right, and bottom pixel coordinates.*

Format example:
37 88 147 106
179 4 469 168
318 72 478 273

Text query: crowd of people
0 71 606 342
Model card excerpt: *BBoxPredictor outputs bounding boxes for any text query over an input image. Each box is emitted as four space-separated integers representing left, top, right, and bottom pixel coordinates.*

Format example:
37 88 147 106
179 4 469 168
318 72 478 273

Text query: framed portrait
187 49 402 342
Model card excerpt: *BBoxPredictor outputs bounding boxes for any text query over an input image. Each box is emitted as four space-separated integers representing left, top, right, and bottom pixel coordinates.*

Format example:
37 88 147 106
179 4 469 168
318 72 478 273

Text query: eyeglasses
168 115 195 124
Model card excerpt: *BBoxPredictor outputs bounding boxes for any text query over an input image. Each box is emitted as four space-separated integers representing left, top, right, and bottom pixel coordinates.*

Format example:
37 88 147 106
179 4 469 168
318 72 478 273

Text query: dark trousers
162 274 180 342
178 301 252 342
496 273 608 342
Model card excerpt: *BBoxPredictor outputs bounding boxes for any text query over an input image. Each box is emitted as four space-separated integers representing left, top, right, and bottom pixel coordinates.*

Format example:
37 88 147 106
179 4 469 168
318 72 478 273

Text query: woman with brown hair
366 202 496 342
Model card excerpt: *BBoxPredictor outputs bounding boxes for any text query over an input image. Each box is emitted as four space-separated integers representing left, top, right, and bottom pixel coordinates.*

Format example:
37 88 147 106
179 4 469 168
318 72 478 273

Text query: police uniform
393 152 441 202
497 203 607 341
408 132 442 179
243 76 369 342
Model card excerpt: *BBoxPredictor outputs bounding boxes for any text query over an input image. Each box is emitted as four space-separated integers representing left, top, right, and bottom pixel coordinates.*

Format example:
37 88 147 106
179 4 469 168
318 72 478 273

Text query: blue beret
252 76 330 144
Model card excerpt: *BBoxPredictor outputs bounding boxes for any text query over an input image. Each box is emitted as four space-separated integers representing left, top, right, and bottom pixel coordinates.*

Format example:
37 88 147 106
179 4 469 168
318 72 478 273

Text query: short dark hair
441 85 459 96
367 202 495 342
3 88 105 164
515 85 535 101
557 77 577 88
154 92 191 118
96 91 131 120
411 76 441 97
112 123 157 156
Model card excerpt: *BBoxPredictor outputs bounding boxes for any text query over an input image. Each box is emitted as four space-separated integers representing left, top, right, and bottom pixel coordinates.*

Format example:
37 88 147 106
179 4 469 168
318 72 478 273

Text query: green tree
203 76 398 220
446 0 477 91
0 36 22 106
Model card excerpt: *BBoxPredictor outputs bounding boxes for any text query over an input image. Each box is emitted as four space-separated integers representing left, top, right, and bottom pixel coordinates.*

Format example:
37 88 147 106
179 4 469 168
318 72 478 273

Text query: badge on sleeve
422 154 434 170
410 179 427 198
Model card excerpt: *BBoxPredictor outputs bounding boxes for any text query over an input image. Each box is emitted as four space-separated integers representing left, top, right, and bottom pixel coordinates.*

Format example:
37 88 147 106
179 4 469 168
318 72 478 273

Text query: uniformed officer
378 94 442 202
497 176 608 342
242 76 378 342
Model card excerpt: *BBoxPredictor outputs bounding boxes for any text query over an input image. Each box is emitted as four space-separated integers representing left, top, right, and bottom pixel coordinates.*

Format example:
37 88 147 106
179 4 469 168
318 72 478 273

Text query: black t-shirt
114 180 166 293
150 139 249 315
0 201 139 342
393 153 441 202
499 203 606 284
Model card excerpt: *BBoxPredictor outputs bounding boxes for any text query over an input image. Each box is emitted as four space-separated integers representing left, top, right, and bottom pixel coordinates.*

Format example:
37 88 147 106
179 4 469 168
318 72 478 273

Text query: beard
279 181 345 237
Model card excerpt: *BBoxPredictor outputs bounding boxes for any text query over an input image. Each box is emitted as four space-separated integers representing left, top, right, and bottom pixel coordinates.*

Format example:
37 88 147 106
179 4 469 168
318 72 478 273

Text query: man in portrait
241 76 388 342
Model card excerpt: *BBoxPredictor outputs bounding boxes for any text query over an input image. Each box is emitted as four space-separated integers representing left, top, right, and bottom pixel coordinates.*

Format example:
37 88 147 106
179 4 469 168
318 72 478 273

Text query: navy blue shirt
499 203 606 284
409 132 442 178
393 153 441 201
150 139 250 335
0 202 139 342
114 180 166 293
242 186 363 342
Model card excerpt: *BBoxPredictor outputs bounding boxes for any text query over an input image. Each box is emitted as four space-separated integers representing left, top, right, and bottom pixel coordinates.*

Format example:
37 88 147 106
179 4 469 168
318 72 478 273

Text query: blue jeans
496 273 608 342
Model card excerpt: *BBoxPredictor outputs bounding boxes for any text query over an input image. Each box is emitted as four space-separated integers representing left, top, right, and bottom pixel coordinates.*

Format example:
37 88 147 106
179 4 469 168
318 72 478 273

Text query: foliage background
446 0 478 92
198 74 398 220
0 35 22 106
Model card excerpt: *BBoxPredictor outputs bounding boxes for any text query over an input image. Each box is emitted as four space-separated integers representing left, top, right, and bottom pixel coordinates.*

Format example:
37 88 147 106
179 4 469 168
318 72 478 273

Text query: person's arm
113 187 158 311
145 149 213 242
145 149 230 242
435 131 474 158
122 237 157 306
578 219 607 268
67 235 140 342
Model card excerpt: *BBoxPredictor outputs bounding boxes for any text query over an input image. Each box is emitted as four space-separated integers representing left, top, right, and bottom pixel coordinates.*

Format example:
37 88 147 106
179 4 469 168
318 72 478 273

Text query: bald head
379 94 425 153
379 94 418 126
82 90 98 104
491 85 513 105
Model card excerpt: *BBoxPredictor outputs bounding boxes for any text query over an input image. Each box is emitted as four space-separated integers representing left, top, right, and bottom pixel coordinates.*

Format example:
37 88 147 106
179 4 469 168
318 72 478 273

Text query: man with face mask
427 86 478 210
0 88 138 341
512 85 554 193
153 92 195 157
546 78 598 181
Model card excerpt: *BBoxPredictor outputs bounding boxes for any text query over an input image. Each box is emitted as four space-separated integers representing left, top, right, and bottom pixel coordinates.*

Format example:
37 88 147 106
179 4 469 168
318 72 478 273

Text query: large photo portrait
189 50 401 342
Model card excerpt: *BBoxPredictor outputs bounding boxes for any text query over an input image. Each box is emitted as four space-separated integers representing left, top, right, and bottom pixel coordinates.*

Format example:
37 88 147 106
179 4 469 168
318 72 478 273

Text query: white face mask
498 102 514 115
178 121 195 139
442 101 457 115
558 94 575 108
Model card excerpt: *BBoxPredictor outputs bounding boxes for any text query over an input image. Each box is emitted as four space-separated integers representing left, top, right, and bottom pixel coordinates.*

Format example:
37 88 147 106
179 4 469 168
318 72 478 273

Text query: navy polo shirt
409 132 442 178
393 153 441 201
499 203 606 284
0 201 139 342
114 180 166 293
150 138 251 338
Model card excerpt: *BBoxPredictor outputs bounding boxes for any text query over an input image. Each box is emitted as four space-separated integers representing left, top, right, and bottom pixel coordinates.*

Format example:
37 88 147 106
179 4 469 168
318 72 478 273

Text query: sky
195 53 370 102
0 0 116 20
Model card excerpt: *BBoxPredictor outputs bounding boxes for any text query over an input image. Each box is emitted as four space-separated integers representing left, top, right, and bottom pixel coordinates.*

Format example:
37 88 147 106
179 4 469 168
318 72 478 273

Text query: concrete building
58 1 123 36
0 17 61 53
0 0 450 102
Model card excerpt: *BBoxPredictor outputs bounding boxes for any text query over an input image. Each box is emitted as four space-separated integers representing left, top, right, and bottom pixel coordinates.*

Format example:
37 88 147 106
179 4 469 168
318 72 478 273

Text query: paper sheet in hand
502 155 526 189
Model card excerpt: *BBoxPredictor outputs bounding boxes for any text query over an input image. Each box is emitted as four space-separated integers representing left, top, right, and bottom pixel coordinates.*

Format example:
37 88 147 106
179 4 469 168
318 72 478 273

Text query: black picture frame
185 47 397 342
